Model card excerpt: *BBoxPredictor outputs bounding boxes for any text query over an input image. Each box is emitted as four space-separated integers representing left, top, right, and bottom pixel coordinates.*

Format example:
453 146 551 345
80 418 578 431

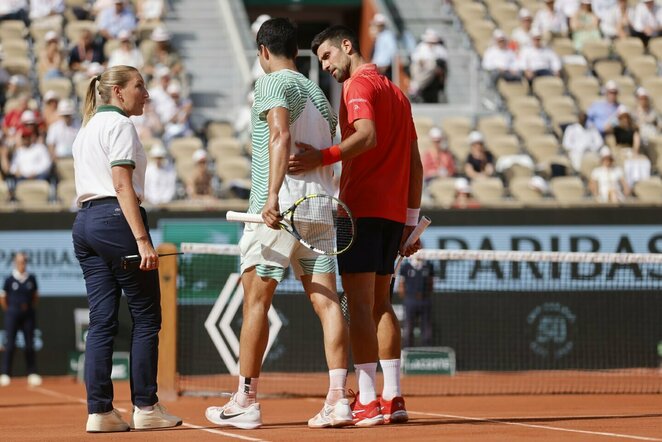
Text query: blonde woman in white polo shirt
71 65 182 433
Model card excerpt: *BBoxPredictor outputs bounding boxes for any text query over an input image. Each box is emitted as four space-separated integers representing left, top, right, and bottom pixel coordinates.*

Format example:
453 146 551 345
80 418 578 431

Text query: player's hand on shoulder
288 142 322 174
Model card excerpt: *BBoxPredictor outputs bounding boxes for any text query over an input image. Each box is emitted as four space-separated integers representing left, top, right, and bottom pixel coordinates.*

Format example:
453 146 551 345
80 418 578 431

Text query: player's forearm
337 119 377 161
407 140 424 209
268 131 291 199
112 166 148 241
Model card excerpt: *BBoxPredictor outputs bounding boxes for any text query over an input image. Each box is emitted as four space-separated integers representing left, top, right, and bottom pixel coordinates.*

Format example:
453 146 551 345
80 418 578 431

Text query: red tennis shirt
339 63 417 223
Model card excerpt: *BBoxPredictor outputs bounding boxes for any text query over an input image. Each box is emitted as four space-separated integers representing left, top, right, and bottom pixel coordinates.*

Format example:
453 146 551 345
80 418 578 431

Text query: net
176 243 662 397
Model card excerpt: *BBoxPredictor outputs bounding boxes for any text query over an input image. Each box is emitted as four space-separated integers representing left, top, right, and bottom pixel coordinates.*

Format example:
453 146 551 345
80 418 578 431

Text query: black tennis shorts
338 217 404 275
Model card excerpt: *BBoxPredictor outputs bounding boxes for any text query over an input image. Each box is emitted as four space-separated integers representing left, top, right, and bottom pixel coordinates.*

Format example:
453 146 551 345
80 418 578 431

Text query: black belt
81 197 119 208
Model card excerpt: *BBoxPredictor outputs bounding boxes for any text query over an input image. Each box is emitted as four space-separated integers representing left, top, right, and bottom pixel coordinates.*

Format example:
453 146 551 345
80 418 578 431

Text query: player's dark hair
256 17 298 59
311 25 361 57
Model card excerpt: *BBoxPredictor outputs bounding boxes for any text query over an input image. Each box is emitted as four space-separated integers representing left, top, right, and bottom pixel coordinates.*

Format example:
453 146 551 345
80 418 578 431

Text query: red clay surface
1 376 661 441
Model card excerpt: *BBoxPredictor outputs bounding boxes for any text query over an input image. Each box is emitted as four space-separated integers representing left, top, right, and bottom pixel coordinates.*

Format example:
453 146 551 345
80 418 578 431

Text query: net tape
181 242 662 265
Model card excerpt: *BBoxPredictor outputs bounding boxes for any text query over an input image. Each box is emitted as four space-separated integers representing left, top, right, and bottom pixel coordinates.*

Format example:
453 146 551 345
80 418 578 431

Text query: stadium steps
165 0 253 126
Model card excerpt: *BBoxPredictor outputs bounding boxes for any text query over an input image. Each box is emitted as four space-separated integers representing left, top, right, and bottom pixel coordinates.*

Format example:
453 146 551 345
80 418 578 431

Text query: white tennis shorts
239 222 336 282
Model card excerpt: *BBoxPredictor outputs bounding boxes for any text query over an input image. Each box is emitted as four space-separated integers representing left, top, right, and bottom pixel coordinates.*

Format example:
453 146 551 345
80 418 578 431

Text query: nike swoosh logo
219 410 246 420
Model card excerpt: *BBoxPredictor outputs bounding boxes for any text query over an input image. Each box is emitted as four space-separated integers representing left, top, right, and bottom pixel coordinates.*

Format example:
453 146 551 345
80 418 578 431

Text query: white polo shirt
72 105 146 206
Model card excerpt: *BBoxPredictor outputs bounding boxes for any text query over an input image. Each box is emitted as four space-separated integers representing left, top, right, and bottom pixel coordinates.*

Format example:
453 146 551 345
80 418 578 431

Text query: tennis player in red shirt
290 25 423 426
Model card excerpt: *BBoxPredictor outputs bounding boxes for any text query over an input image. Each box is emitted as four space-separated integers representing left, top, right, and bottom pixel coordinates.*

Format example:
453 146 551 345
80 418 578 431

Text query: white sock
236 375 259 407
355 362 377 404
380 359 401 400
326 368 347 404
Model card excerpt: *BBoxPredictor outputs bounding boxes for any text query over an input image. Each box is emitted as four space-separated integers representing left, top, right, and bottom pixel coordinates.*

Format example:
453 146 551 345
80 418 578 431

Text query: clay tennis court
2 375 661 441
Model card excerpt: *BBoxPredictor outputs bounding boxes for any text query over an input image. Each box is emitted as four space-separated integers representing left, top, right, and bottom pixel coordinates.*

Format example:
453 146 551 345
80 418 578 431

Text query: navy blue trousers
2 307 36 376
72 201 161 414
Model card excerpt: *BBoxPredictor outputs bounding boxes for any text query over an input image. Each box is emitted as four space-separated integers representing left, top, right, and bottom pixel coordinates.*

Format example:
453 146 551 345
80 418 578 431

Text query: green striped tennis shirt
249 69 337 214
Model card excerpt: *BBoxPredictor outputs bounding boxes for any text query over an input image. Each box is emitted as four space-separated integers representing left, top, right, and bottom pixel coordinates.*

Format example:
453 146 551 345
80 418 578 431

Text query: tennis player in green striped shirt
205 18 352 430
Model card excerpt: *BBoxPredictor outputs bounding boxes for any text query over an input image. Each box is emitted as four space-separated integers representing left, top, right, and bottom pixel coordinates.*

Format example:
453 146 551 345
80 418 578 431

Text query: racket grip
403 216 431 248
226 211 264 223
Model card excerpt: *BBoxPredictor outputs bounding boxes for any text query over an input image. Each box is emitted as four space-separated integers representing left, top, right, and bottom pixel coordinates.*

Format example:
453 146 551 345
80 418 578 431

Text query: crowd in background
1 1 661 210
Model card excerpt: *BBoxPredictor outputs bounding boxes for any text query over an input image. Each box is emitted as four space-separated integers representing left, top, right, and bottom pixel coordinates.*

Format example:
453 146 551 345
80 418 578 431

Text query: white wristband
406 208 420 226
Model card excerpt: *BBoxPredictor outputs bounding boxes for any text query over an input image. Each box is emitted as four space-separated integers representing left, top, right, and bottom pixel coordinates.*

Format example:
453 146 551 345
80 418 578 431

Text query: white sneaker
86 409 130 433
308 398 353 428
205 394 262 430
27 374 42 387
130 403 183 430
0 374 10 387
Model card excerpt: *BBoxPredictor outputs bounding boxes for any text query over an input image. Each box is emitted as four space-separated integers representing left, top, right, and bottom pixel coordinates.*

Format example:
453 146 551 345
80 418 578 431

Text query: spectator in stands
136 0 164 24
482 29 521 86
148 65 173 115
511 8 535 51
533 0 570 42
633 87 659 147
562 111 604 171
2 95 33 144
369 13 398 79
408 29 448 103
38 30 65 80
0 51 8 112
144 142 176 205
69 29 106 82
107 29 144 69
19 110 45 142
631 0 660 47
40 90 60 128
452 177 480 209
589 146 629 202
233 90 254 145
161 82 193 144
570 0 603 51
592 0 618 23
422 127 455 183
91 0 115 17
4 75 29 104
96 0 137 41
46 99 79 159
605 105 641 152
0 1 28 24
464 131 495 180
556 0 581 19
9 126 52 182
29 0 64 30
250 14 271 81
143 26 185 88
600 0 634 39
518 30 562 86
587 80 620 136
187 149 214 200
623 142 651 190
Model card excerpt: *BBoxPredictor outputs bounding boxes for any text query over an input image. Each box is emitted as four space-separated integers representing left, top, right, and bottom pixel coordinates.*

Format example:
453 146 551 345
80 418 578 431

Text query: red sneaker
349 390 384 427
379 396 408 424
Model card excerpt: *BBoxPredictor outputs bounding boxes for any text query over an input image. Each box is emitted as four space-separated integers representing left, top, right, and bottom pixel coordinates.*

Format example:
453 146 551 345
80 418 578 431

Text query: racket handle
226 211 264 223
403 215 432 249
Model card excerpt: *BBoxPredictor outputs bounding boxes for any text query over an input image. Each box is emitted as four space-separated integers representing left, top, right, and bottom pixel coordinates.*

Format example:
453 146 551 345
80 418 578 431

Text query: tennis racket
226 194 355 256
390 216 432 295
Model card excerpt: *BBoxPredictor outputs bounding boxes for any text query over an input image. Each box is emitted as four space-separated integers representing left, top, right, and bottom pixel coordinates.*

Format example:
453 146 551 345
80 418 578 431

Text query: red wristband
321 145 342 165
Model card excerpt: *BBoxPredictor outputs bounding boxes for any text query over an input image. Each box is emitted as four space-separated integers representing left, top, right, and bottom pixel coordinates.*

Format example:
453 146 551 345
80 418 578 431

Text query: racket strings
291 196 354 254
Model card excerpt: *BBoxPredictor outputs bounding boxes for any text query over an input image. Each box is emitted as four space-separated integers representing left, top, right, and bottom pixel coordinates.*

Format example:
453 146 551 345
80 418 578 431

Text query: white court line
410 410 662 441
33 386 269 441
181 422 269 442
